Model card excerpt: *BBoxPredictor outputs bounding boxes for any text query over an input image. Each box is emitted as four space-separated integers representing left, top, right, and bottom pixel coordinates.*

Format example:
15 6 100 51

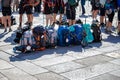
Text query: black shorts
53 6 64 14
92 5 99 11
66 6 76 20
43 4 52 14
25 6 33 14
118 9 120 21
100 7 105 16
19 4 25 14
2 7 11 16
19 5 33 14
107 11 115 23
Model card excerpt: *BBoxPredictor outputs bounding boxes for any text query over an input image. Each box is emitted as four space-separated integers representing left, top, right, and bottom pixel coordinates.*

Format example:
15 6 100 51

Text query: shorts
2 7 11 16
43 3 52 14
118 9 120 21
66 6 76 20
24 6 33 14
53 6 64 14
107 11 115 23
19 5 33 14
100 7 105 16
92 5 99 11
19 4 25 14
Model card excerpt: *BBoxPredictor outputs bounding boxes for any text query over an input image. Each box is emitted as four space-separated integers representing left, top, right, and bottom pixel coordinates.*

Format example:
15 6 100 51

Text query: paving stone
0 42 11 47
66 50 103 59
0 51 20 62
95 46 119 53
0 68 37 80
0 77 9 80
110 69 120 77
0 59 14 70
0 73 4 78
34 72 69 80
10 60 48 75
104 51 120 58
61 62 120 80
45 62 84 73
74 55 114 66
33 55 76 67
110 59 120 65
86 73 120 80
20 51 61 62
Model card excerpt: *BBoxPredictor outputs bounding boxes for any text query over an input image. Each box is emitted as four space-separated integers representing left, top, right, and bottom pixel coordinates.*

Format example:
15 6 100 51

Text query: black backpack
91 23 102 42
32 25 47 51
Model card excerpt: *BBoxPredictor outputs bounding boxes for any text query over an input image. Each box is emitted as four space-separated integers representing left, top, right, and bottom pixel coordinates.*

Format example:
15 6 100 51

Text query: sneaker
4 28 7 32
9 28 12 32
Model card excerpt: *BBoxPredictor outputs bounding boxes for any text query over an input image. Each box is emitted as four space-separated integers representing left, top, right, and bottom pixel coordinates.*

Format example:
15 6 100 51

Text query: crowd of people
0 0 120 35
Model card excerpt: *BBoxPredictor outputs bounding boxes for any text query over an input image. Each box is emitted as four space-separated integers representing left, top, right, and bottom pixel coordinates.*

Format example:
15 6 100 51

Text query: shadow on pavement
103 34 120 44
0 32 9 39
4 32 16 45
9 45 83 62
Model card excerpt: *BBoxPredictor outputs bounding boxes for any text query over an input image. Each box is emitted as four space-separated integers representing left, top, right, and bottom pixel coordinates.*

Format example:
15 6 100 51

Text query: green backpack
68 0 77 6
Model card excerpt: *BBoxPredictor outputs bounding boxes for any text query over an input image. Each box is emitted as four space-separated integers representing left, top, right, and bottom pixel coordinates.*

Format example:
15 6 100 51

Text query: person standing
80 0 86 15
91 0 100 22
53 0 65 24
23 0 40 27
1 0 12 32
117 0 120 35
105 0 115 33
18 0 40 29
43 0 54 27
66 0 78 25
99 0 106 27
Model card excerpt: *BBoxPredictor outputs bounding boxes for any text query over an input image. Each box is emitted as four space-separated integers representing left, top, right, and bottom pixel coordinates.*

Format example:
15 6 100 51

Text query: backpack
13 30 36 53
68 0 78 7
45 27 57 48
32 25 47 51
57 25 71 46
83 24 94 43
91 23 102 42
14 25 30 43
69 24 84 45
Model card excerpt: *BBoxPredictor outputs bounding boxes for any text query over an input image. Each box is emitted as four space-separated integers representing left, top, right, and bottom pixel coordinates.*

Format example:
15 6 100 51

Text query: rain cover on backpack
46 27 57 48
57 25 71 46
83 24 94 43
32 25 47 51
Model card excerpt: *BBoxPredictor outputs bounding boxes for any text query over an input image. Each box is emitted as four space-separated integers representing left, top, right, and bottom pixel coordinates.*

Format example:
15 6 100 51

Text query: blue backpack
118 0 120 7
83 24 94 43
57 25 71 46
69 24 84 45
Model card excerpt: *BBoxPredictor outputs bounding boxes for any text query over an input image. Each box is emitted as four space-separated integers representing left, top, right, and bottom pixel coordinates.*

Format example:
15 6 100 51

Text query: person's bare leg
19 14 23 28
59 14 62 24
50 14 53 26
3 16 7 32
72 20 76 25
46 15 49 27
7 16 11 31
53 13 57 23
